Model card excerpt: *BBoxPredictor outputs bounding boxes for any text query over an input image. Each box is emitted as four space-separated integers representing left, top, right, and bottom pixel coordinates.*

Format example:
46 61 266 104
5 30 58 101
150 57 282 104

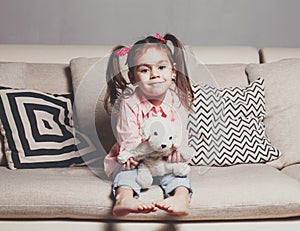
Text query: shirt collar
135 87 175 118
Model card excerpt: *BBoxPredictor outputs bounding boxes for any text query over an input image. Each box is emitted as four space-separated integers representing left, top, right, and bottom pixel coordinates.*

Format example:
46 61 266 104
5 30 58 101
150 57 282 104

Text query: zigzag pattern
220 78 266 120
188 78 281 166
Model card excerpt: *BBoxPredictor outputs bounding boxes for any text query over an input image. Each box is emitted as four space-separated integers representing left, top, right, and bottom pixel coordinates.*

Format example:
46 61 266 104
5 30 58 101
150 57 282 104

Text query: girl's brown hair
104 33 194 114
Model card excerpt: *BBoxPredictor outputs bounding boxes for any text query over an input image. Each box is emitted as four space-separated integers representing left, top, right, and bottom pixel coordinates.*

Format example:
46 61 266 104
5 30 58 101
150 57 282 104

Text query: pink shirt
104 87 189 176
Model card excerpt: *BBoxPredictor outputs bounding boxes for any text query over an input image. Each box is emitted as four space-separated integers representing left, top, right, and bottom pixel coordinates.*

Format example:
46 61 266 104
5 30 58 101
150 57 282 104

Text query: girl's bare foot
154 187 190 216
112 187 157 216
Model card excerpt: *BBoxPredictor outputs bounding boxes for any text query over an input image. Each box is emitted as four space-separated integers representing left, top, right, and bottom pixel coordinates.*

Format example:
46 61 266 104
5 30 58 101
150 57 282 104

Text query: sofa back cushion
259 47 300 63
24 63 72 94
246 59 300 168
70 57 116 155
202 64 249 88
0 62 27 165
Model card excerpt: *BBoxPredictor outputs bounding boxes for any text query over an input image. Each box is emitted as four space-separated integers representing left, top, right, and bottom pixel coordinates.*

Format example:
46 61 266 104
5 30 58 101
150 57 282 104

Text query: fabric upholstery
1 165 300 220
0 166 113 219
70 57 116 153
0 62 26 166
246 59 300 168
282 164 300 182
259 47 300 63
24 63 72 93
204 64 249 88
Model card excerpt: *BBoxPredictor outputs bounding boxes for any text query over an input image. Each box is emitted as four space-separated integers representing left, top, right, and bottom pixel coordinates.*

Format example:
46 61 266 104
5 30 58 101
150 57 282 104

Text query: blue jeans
112 168 193 198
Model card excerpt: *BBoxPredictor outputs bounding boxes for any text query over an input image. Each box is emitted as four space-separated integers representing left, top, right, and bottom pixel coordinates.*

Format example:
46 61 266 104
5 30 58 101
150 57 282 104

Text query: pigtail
104 45 130 114
164 34 194 109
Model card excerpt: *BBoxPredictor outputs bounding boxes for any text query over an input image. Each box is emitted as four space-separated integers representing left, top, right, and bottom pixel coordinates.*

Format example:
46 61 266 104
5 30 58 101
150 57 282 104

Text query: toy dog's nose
161 144 167 149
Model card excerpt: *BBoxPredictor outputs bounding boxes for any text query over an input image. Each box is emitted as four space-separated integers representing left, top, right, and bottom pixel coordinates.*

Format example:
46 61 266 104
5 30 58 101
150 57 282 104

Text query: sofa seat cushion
184 164 300 221
0 166 113 219
1 165 300 221
131 164 300 221
282 164 300 182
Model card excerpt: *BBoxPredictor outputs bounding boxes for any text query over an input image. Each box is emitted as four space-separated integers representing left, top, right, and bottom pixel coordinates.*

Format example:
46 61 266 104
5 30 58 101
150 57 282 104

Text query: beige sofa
1 44 300 231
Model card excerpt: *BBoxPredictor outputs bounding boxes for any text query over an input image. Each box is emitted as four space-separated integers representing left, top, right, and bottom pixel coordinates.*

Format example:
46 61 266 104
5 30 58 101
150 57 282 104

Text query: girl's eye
140 68 149 73
158 65 166 70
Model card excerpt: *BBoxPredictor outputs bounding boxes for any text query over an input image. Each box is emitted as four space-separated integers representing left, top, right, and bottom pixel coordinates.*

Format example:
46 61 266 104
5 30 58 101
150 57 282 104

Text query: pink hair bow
116 46 132 56
155 33 166 43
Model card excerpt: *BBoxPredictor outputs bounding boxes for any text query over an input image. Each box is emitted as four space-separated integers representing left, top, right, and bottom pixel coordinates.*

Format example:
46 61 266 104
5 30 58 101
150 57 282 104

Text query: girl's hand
167 150 184 163
123 157 139 170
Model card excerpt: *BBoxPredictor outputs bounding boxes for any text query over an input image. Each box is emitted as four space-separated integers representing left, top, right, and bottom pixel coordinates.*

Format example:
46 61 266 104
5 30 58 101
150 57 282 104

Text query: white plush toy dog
117 116 193 189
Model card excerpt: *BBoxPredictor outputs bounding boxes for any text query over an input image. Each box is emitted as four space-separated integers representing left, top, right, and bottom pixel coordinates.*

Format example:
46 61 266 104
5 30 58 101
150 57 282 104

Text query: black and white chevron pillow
0 87 97 169
188 78 281 166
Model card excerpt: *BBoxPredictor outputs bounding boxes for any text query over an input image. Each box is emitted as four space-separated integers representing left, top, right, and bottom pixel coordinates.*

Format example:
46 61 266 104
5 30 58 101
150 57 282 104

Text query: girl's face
129 47 176 106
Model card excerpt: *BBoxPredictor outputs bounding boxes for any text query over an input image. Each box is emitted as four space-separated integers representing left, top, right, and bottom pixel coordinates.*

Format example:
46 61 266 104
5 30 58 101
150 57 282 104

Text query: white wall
0 0 299 48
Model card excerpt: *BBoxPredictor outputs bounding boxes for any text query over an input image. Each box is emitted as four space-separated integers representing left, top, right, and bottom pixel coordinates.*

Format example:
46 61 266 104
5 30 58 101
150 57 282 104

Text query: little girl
104 33 194 216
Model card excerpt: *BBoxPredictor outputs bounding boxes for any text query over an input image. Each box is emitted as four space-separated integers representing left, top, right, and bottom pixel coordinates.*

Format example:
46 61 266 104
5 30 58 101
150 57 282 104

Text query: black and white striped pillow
188 78 282 166
0 87 97 169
